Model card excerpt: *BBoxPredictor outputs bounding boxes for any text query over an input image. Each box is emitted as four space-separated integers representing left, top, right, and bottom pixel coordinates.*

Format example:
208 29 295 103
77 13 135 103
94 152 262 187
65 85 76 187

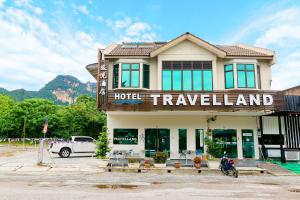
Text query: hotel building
86 32 284 160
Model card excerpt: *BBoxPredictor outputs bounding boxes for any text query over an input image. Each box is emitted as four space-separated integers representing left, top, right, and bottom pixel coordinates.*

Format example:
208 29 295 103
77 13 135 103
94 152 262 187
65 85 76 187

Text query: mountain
0 75 96 104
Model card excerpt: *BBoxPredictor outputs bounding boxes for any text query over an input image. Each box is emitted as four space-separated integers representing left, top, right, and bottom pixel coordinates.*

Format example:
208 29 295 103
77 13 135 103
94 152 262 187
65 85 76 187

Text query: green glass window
203 70 213 91
193 70 202 91
173 70 182 90
113 64 119 89
247 71 255 88
121 63 139 88
212 129 237 158
121 71 130 87
183 70 192 91
179 129 187 153
162 61 212 91
224 64 234 89
237 64 255 88
162 70 171 90
143 64 150 89
113 129 138 145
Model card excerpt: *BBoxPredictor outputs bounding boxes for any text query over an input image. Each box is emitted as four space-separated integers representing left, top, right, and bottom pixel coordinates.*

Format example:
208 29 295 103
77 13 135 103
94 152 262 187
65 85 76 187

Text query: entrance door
242 129 254 158
145 129 170 157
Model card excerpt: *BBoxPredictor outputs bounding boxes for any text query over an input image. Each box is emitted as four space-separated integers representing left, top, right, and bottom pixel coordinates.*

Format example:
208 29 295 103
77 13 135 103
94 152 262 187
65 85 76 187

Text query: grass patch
273 161 300 175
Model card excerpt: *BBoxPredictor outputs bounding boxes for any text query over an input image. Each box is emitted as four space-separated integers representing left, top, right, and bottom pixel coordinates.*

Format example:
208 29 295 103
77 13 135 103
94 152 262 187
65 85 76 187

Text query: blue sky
0 0 299 90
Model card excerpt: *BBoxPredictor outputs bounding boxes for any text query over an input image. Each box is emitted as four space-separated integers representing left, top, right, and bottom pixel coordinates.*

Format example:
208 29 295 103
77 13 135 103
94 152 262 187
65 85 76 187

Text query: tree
0 95 14 116
47 95 106 139
0 98 57 138
96 126 110 159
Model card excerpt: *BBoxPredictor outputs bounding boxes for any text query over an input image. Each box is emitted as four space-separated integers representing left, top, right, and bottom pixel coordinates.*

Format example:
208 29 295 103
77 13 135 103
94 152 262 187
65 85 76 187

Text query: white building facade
86 32 283 160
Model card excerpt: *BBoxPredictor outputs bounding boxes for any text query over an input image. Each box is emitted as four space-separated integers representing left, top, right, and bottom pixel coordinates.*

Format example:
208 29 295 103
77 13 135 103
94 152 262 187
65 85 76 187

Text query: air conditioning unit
285 151 300 161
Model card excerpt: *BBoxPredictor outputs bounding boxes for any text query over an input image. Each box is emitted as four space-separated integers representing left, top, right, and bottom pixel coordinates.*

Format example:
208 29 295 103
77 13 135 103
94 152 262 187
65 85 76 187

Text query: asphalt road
0 172 300 200
0 146 300 200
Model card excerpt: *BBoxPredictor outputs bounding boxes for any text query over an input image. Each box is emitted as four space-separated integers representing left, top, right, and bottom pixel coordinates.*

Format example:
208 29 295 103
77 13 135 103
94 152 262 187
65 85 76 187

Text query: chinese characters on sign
97 50 109 109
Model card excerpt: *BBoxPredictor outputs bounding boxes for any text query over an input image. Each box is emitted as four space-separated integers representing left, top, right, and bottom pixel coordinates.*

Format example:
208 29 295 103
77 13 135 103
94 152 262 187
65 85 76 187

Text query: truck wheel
59 148 71 158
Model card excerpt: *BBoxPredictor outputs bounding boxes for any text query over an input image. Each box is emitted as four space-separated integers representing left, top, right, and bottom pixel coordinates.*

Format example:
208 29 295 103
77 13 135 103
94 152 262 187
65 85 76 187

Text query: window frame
121 63 140 88
224 64 234 89
143 64 150 89
237 64 256 89
162 61 213 92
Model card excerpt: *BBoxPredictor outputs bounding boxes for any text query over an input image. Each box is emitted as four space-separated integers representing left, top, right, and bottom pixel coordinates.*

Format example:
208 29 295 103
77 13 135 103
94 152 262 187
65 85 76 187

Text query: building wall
107 113 259 159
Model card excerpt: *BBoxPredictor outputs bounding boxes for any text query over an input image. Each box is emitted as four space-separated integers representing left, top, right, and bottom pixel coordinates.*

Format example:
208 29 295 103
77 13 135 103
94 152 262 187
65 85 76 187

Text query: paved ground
1 172 300 200
1 146 300 200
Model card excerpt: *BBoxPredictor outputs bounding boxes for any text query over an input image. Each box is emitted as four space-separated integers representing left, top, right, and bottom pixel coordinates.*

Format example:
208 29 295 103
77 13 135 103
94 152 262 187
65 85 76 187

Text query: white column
212 58 217 90
157 56 162 90
170 128 178 159
140 62 143 89
233 63 238 88
254 63 258 89
237 129 243 159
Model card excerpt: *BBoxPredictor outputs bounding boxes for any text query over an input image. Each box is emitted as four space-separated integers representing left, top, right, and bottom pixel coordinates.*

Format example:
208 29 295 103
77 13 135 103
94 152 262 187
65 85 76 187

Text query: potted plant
144 159 151 169
194 156 202 169
127 158 140 168
152 151 168 168
174 160 181 169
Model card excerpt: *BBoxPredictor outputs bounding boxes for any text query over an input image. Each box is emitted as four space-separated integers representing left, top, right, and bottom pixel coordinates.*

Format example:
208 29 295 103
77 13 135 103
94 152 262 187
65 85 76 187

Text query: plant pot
154 163 166 168
194 163 201 169
128 163 140 168
144 163 151 169
174 162 181 169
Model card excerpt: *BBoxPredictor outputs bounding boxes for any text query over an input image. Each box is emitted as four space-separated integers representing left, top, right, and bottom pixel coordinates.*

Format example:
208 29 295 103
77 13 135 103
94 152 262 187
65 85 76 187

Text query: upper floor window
224 64 234 89
162 61 213 91
121 63 139 88
237 64 255 88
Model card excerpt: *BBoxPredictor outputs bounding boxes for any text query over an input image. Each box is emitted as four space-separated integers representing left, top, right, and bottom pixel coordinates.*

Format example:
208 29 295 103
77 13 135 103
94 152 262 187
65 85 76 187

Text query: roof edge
150 32 226 58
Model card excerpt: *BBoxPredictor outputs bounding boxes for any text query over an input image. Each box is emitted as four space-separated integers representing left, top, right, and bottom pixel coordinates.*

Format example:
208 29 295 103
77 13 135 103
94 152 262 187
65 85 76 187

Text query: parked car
49 136 96 158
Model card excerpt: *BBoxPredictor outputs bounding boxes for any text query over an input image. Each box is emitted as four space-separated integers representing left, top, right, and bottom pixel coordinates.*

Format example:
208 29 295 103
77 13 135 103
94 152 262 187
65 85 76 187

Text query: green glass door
242 129 254 158
145 129 170 157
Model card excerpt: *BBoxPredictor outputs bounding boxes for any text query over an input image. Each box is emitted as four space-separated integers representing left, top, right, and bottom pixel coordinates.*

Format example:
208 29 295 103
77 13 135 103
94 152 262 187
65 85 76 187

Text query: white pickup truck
49 136 96 158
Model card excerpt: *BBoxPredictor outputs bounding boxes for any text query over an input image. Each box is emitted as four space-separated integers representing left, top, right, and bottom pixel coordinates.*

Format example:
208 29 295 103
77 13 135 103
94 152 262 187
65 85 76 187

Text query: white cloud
14 0 43 16
15 0 31 6
96 16 103 22
0 7 103 90
105 16 158 42
115 17 132 29
0 0 5 7
126 22 151 36
226 6 300 90
255 25 300 47
72 4 89 15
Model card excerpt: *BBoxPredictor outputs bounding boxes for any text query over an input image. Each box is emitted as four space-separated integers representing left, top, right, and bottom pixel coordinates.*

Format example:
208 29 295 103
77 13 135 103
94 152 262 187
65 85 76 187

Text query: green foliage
95 126 110 159
0 94 106 139
152 151 168 163
204 129 223 158
0 95 14 116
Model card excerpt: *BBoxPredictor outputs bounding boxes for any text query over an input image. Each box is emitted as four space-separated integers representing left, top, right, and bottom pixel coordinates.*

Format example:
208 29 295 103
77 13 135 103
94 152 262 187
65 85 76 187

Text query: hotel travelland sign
112 93 274 106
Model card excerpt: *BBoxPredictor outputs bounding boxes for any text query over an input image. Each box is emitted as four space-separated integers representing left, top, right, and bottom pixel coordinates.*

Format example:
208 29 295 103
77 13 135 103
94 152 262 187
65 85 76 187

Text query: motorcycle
219 152 238 178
